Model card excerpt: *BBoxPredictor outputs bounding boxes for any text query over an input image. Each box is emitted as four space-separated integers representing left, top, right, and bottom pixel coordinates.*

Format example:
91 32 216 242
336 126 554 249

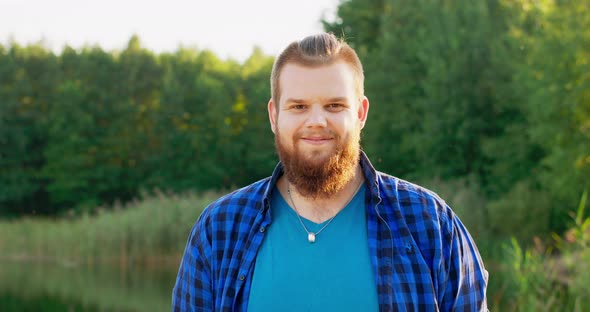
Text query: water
0 260 178 312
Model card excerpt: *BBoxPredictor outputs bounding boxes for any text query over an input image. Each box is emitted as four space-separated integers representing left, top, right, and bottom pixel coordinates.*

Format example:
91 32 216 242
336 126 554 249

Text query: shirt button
259 227 266 233
239 275 245 281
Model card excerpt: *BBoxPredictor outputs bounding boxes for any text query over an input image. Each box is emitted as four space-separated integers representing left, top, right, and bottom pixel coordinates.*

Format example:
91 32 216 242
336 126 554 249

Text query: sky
0 0 341 62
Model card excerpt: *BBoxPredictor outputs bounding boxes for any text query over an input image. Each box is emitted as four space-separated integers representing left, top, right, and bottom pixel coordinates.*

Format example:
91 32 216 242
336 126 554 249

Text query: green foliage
516 0 590 218
492 226 590 311
495 238 573 312
0 44 58 215
0 37 276 216
486 181 553 242
0 190 220 261
470 191 590 311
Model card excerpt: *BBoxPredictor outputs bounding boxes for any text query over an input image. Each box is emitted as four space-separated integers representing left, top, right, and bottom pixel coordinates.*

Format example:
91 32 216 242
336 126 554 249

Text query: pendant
308 233 316 243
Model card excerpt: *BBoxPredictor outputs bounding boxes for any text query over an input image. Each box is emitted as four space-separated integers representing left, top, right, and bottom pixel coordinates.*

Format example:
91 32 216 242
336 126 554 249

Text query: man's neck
277 164 364 224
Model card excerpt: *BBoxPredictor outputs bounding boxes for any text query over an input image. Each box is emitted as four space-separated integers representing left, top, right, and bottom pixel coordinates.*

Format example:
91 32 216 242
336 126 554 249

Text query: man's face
268 61 369 198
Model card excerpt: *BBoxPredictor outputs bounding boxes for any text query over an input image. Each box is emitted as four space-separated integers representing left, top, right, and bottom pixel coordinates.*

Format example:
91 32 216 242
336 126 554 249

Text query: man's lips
300 137 334 145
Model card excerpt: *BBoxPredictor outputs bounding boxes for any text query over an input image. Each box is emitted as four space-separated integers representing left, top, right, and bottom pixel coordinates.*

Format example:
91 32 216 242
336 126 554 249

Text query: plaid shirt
173 152 488 311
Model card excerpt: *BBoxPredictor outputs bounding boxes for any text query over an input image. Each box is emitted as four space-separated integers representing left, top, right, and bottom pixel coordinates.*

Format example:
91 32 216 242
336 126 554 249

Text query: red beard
275 126 361 199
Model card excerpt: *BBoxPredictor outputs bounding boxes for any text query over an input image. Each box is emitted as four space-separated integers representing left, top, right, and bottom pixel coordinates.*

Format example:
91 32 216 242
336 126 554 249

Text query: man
173 33 488 311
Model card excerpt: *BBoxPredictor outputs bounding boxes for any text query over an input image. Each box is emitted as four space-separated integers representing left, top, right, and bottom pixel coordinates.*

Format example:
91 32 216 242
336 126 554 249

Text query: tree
0 44 58 215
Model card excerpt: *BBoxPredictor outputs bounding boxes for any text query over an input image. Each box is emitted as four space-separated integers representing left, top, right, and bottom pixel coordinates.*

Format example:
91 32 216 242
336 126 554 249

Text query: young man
172 33 488 311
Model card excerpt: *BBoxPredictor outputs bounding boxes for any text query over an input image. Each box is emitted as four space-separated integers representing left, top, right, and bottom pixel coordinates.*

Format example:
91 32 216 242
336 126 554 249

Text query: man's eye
327 103 344 109
293 105 306 110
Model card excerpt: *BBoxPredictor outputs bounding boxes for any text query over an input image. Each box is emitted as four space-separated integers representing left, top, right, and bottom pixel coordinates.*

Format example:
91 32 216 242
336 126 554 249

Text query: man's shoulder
375 171 453 220
375 172 458 261
181 177 272 258
200 177 271 221
376 171 446 202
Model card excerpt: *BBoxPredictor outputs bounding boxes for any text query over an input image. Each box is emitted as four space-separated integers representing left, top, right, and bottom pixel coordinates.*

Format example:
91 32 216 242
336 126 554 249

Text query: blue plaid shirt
173 152 488 311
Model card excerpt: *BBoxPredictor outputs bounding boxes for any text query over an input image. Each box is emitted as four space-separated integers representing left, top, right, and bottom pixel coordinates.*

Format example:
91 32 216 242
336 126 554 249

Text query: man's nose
305 105 327 128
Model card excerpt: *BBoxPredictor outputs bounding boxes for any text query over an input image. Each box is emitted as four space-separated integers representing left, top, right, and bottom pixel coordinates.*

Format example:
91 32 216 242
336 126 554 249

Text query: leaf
576 190 588 225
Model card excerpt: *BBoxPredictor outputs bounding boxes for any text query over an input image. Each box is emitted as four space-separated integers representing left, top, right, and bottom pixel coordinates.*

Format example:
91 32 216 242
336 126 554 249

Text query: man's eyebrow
325 97 348 103
285 97 349 104
284 98 307 104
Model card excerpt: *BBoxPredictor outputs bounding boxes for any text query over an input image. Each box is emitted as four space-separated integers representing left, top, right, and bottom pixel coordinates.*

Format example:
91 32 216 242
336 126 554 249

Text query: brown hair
271 33 364 108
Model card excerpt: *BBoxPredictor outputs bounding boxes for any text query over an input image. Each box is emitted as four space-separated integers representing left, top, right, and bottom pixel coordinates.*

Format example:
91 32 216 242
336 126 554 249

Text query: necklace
286 179 364 243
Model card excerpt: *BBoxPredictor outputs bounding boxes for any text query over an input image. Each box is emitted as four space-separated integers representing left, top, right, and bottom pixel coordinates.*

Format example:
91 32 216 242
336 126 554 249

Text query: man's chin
299 151 335 168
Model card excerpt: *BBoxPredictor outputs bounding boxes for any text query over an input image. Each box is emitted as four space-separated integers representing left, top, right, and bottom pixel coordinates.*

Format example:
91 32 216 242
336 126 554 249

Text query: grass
0 189 221 265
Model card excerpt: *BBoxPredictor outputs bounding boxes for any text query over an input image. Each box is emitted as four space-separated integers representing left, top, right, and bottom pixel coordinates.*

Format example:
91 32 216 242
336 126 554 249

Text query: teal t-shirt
247 184 379 311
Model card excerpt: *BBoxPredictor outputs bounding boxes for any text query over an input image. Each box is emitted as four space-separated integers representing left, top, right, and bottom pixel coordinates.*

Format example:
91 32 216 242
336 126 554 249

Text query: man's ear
268 99 277 133
358 96 369 129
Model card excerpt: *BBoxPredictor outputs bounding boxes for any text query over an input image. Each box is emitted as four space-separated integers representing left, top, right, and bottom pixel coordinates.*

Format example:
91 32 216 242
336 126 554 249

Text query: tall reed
0 190 221 265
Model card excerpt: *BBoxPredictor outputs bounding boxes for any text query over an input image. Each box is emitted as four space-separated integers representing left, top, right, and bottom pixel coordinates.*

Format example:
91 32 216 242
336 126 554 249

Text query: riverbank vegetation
0 190 218 264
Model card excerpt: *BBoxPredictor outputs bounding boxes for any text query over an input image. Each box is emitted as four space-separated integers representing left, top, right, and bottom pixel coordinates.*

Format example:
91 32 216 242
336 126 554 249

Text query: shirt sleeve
172 213 214 312
437 211 489 312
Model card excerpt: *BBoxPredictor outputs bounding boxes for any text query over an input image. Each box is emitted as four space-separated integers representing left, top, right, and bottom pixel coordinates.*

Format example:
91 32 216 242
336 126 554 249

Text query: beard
275 125 361 199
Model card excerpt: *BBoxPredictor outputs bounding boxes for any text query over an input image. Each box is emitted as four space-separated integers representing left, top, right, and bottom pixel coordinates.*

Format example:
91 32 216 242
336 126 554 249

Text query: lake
0 260 178 311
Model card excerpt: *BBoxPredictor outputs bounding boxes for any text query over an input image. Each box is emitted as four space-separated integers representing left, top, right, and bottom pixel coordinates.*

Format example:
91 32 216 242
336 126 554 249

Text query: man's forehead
280 61 353 78
279 62 355 89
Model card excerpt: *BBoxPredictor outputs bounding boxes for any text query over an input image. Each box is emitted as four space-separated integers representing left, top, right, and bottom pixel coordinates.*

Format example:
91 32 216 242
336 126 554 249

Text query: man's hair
271 33 364 108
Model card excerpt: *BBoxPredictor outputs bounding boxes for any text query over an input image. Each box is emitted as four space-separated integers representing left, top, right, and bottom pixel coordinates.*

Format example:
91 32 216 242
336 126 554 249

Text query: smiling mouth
300 137 333 145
